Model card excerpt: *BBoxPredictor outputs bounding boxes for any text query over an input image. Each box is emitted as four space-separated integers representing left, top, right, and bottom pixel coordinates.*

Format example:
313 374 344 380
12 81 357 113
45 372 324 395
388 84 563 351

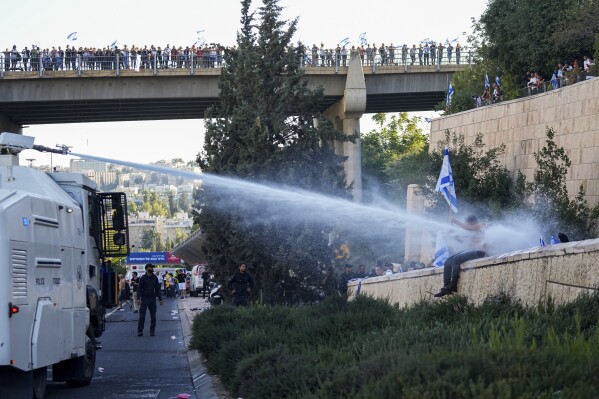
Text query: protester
130 271 140 313
338 263 354 296
434 214 487 297
176 269 186 299
321 266 338 297
228 263 255 306
137 263 163 336
117 274 132 310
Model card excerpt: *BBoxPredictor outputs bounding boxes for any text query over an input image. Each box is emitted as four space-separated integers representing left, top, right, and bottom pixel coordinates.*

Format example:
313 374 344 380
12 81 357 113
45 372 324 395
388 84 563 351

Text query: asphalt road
45 297 194 399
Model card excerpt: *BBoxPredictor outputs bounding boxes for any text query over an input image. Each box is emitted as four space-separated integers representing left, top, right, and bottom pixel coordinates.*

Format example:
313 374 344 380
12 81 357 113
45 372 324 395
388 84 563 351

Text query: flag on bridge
433 231 450 267
495 76 501 87
447 83 454 105
435 147 458 213
485 72 490 89
66 32 78 41
551 72 559 90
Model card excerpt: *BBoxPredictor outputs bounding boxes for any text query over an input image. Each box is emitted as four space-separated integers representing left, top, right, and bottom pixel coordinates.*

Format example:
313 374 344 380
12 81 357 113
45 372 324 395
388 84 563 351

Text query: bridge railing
0 50 476 78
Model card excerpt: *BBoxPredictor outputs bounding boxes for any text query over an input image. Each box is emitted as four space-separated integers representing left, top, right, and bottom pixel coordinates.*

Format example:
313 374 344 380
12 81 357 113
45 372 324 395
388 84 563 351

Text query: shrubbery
190 293 599 398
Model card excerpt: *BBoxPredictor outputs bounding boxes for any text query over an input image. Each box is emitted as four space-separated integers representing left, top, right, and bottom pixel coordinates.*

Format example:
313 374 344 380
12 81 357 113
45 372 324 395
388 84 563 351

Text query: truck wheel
33 367 48 399
66 334 96 387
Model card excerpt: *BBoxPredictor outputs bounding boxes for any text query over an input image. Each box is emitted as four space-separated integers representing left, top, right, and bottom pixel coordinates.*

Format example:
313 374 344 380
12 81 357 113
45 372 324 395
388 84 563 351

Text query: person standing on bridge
137 263 163 336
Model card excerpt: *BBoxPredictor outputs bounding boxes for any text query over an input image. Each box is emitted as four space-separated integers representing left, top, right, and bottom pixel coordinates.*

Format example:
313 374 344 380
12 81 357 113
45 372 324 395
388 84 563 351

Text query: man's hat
145 263 154 270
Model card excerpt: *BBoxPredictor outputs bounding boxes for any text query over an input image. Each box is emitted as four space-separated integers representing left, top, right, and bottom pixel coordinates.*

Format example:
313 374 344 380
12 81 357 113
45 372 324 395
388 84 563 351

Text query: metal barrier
1 49 476 78
519 72 590 98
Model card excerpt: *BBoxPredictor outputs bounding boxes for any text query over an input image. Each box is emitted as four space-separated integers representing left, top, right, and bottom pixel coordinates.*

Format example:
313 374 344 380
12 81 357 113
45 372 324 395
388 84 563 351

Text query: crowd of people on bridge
2 40 470 72
308 41 465 67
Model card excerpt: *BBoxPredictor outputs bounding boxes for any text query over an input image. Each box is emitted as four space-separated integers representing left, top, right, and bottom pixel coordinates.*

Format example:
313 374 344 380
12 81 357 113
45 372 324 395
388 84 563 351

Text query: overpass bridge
0 57 469 127
0 53 469 201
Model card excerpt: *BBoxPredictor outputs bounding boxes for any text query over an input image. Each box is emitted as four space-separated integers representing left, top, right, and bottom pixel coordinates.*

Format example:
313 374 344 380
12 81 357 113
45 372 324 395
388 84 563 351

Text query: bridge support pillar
325 52 366 202
0 113 22 134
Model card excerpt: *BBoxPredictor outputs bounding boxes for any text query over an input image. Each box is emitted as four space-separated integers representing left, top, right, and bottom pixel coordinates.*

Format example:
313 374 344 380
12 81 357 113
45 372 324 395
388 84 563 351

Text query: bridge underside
0 92 444 125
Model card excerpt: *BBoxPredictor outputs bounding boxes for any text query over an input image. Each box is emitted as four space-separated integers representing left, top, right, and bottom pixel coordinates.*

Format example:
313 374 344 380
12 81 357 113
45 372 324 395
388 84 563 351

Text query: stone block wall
350 239 599 308
429 78 599 207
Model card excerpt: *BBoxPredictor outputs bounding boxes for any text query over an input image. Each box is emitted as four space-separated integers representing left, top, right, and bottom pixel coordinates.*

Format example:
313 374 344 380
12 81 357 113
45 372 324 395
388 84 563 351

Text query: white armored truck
0 132 129 398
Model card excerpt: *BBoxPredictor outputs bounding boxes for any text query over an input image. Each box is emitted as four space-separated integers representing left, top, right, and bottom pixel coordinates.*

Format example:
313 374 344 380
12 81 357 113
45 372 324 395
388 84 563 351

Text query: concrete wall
429 78 599 206
350 238 599 308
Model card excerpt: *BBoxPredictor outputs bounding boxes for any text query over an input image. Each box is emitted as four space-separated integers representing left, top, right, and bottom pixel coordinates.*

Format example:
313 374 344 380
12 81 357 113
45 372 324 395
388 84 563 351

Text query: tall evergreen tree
195 0 350 304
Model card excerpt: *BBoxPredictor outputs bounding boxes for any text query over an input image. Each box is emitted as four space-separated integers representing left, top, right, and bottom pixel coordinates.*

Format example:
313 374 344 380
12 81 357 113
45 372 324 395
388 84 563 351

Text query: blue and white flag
424 117 432 123
338 37 350 47
66 32 78 41
495 76 501 87
435 147 458 213
551 72 559 90
539 237 546 247
447 83 454 105
358 32 367 47
434 231 450 267
485 72 490 89
110 40 117 49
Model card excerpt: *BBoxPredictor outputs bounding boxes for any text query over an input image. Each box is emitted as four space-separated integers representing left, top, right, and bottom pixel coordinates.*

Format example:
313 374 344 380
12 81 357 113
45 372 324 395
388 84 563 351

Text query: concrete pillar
0 113 22 134
343 118 362 201
404 184 425 262
324 52 367 201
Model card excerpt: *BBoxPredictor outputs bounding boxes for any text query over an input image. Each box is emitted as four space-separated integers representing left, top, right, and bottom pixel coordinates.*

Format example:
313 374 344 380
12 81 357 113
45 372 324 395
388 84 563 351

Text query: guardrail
0 50 476 78
519 72 592 98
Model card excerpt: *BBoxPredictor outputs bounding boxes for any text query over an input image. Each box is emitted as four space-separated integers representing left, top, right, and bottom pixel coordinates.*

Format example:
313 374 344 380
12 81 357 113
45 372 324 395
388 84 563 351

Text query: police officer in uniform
136 263 163 336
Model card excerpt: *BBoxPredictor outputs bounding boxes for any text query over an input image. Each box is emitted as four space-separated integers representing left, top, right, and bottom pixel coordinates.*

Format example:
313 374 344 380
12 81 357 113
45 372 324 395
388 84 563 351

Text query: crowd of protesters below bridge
1 40 472 72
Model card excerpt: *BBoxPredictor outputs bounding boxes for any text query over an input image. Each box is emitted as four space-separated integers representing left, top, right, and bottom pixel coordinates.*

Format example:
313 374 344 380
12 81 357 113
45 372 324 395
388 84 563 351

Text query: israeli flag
435 147 458 213
359 32 367 47
434 231 450 267
424 117 432 123
539 237 546 247
67 32 78 41
305 54 312 65
551 72 559 89
447 83 454 105
338 37 350 47
110 40 117 49
495 76 501 86
485 72 490 89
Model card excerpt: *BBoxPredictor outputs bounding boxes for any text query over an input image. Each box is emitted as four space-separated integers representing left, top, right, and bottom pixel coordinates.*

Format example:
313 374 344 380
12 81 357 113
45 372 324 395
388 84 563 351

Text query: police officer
227 263 254 306
136 263 163 336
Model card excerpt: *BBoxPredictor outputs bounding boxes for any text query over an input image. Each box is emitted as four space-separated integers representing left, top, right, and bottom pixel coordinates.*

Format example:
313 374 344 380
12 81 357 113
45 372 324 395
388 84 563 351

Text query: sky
2 0 489 167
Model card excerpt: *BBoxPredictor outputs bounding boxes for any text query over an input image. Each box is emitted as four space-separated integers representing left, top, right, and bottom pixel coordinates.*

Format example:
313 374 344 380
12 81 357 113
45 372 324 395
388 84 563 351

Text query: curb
178 300 220 399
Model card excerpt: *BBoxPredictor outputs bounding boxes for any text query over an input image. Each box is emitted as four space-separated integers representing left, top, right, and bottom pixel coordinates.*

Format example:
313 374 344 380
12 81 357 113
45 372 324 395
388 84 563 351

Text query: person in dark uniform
136 263 163 336
338 264 355 296
227 263 254 306
201 269 211 299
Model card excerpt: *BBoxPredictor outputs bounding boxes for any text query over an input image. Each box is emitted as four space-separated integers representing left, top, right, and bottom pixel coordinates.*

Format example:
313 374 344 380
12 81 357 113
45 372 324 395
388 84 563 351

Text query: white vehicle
189 264 208 297
0 133 129 398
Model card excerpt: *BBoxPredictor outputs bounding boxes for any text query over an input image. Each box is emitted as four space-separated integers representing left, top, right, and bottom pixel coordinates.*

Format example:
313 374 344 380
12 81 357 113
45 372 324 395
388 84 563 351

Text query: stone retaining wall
350 238 599 307
429 78 599 207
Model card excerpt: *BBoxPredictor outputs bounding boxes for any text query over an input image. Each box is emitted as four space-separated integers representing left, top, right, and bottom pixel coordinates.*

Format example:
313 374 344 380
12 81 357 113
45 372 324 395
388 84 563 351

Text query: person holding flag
433 147 487 297
446 83 454 106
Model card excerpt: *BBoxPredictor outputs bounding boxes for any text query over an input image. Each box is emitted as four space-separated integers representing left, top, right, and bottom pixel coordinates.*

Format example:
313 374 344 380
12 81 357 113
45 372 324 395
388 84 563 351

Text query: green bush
190 293 599 398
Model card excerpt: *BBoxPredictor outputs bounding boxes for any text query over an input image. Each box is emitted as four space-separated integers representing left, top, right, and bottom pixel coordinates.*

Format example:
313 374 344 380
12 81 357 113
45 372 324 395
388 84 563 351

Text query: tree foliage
361 113 427 199
480 0 599 81
387 130 516 218
518 127 593 239
195 0 350 304
440 0 599 114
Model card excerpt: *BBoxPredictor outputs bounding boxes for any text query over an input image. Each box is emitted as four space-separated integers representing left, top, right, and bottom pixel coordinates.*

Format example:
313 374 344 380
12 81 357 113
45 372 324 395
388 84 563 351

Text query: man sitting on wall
434 214 487 298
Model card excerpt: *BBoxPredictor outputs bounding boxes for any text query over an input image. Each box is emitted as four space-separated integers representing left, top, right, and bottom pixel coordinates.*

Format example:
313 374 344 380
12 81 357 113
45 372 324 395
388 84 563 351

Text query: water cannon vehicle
0 132 130 398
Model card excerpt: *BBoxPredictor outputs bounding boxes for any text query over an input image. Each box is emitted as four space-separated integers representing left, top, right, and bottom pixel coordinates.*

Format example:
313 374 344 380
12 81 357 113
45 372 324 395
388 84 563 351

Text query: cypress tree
195 0 351 304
